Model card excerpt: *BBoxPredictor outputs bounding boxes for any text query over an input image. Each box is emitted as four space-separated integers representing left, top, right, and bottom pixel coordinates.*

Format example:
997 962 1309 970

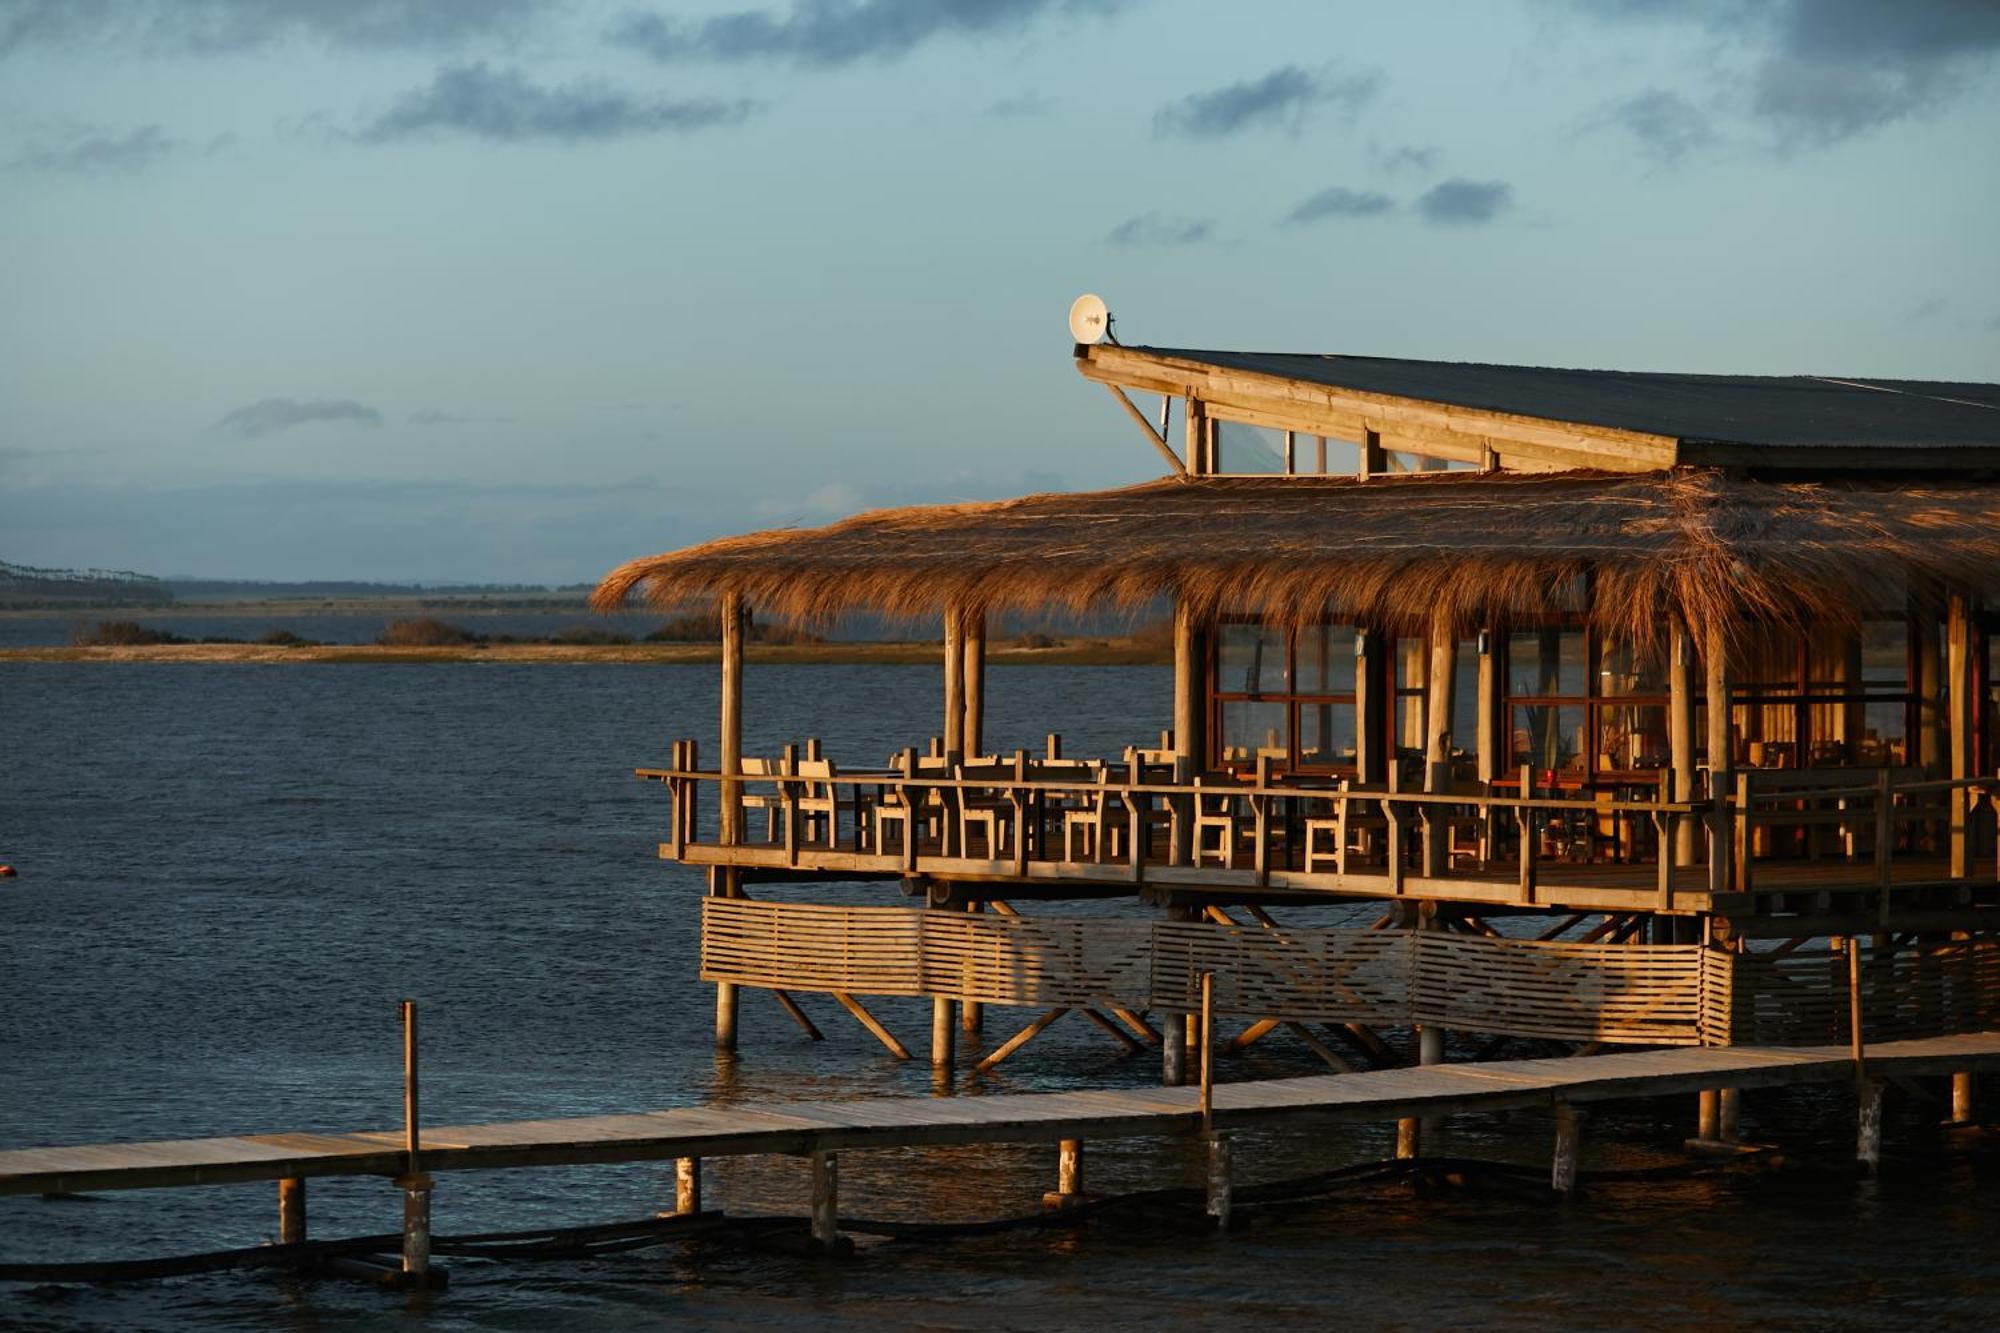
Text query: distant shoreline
0 641 1170 666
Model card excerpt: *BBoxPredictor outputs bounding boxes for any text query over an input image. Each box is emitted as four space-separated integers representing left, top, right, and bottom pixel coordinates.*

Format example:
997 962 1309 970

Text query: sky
2 0 1997 584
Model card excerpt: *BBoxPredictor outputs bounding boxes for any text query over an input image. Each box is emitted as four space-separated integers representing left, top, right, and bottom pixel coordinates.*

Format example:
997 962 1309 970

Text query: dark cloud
1595 87 1716 165
1569 0 2000 149
215 398 384 438
7 123 178 173
1105 212 1213 246
1153 63 1380 138
1369 142 1438 173
356 64 756 144
611 0 1126 68
1416 178 1511 225
409 409 517 426
0 0 551 57
1906 297 1949 324
986 91 1053 118
1283 186 1394 225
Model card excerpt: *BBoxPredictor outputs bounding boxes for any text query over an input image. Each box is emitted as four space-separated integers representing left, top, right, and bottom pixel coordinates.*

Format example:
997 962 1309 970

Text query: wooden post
1697 1089 1720 1141
1475 629 1496 787
1423 616 1457 877
1705 622 1734 894
1857 1079 1884 1173
1718 1087 1741 1142
1359 428 1385 479
1356 629 1383 786
1918 598 1945 774
1205 1132 1233 1229
1669 625 1697 866
930 991 955 1072
401 1174 433 1278
809 1150 839 1251
1947 591 1972 878
962 901 985 1036
1164 907 1192 1087
716 592 747 1052
1185 397 1207 476
1551 1101 1582 1198
944 606 965 760
1199 971 1215 1132
675 1157 701 1215
1848 936 1866 1070
962 609 986 758
1951 1072 1976 1126
401 999 420 1177
1172 599 1202 865
1044 1139 1086 1209
278 1177 306 1245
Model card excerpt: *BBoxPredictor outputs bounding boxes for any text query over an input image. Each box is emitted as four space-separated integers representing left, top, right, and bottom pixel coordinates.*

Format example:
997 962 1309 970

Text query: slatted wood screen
701 900 1738 1046
1732 938 2000 1046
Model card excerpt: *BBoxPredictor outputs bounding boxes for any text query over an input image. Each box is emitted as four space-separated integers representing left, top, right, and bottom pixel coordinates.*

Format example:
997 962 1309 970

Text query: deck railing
641 743 2000 910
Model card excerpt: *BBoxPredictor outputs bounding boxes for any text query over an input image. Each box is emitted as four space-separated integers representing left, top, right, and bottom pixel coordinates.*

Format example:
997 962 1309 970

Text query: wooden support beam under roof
1078 343 1680 473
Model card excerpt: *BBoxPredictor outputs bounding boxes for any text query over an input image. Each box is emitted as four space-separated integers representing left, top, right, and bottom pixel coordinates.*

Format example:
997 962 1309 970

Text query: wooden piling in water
809 1150 839 1251
278 1177 305 1245
675 1157 701 1215
1205 1133 1232 1229
1551 1102 1582 1197
1044 1138 1086 1210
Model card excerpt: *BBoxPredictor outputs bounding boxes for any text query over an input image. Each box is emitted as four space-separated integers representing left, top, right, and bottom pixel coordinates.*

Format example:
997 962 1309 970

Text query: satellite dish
1068 293 1113 345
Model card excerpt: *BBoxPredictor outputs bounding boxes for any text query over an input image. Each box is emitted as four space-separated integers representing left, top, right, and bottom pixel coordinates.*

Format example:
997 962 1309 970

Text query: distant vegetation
2 561 172 610
69 620 188 646
643 611 822 645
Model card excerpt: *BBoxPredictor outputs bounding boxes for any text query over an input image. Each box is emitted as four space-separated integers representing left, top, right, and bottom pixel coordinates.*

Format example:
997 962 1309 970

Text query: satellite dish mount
1068 293 1116 345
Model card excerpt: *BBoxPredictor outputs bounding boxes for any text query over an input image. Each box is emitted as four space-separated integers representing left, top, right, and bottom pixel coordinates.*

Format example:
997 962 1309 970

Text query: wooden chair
955 760 1016 859
1426 777 1494 870
1305 780 1388 874
1063 766 1127 862
795 759 852 850
1191 776 1246 868
737 756 789 843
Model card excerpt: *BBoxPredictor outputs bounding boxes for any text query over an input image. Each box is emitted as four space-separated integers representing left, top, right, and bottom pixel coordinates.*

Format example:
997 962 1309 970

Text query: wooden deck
6 1033 1995 1199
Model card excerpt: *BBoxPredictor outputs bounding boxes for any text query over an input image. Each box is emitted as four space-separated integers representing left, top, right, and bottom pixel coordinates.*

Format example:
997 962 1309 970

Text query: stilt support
773 989 824 1041
833 991 912 1060
1551 1102 1583 1198
1857 1079 1884 1173
398 1172 434 1278
974 1006 1066 1074
809 1150 840 1252
1043 1138 1087 1210
1163 1011 1189 1086
931 996 956 1069
1951 1071 1976 1126
675 1157 701 1216
1718 1087 1741 1141
1205 1133 1234 1229
278 1176 306 1245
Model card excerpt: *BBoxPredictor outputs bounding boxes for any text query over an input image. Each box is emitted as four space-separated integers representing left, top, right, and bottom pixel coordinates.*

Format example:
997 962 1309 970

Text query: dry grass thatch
590 470 2000 646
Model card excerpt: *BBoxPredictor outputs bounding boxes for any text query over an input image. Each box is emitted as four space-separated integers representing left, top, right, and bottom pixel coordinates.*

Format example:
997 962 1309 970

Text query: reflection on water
1 663 1996 1328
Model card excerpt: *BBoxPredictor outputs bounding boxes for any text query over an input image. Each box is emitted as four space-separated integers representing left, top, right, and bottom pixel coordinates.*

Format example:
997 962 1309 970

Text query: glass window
1507 629 1585 697
1512 705 1587 774
1295 624 1357 694
1396 638 1427 754
1596 704 1670 771
1211 421 1287 475
1218 700 1288 763
1597 637 1666 696
1298 701 1358 767
1218 622 1288 695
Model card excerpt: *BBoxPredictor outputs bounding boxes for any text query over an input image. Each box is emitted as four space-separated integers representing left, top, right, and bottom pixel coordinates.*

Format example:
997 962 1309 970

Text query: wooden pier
4 1032 1994 1266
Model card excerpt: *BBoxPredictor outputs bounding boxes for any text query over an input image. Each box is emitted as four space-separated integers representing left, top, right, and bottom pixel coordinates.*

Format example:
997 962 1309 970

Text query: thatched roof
591 470 2000 645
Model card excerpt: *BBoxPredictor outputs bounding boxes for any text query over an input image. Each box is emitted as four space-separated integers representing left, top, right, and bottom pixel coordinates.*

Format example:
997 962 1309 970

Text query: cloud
409 409 517 426
1153 63 1380 138
355 64 756 144
1104 212 1213 246
0 0 551 57
1416 178 1511 225
610 0 1126 68
1594 87 1716 165
1906 297 1950 324
1283 186 1394 225
1369 142 1438 174
215 398 384 438
6 123 179 173
986 91 1053 118
1567 0 2000 149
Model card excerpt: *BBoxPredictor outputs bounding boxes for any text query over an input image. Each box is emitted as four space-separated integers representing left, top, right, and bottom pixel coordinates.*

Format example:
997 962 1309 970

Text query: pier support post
1697 1089 1720 1141
278 1177 306 1245
931 995 956 1071
398 1173 434 1277
1951 1072 1976 1126
715 591 748 1052
1205 1133 1233 1229
1044 1138 1086 1209
675 1157 701 1215
1163 1016 1188 1086
1718 1087 1741 1141
1551 1102 1583 1197
1857 1080 1884 1172
809 1150 839 1252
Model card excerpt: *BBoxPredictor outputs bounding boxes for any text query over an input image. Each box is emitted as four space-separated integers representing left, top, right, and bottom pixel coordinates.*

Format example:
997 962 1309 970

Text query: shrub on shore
377 617 478 647
257 629 318 647
644 612 822 645
548 625 635 646
70 620 187 646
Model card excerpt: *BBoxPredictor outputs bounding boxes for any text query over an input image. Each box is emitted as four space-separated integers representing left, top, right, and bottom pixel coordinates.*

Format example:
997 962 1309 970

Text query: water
0 610 660 648
2 663 1996 1329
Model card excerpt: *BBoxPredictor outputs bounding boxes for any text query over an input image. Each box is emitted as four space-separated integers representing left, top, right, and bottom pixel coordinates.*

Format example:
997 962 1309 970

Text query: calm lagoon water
2 660 1997 1329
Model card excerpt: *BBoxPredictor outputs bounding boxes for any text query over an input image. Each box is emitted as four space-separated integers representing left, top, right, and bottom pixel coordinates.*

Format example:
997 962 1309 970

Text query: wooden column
1163 905 1194 1086
1205 1133 1233 1229
1856 1079 1884 1172
1947 591 1973 878
716 592 747 1052
809 1150 839 1250
278 1177 306 1245
930 965 955 1071
1423 616 1457 876
1669 625 1697 866
1044 1139 1086 1209
1704 621 1734 895
961 901 984 1035
1172 599 1202 865
675 1157 701 1215
1185 398 1207 476
1475 630 1497 786
1918 599 1945 773
1358 428 1385 479
400 1175 433 1277
1356 629 1383 785
943 606 965 760
962 609 986 758
1952 1072 1976 1126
